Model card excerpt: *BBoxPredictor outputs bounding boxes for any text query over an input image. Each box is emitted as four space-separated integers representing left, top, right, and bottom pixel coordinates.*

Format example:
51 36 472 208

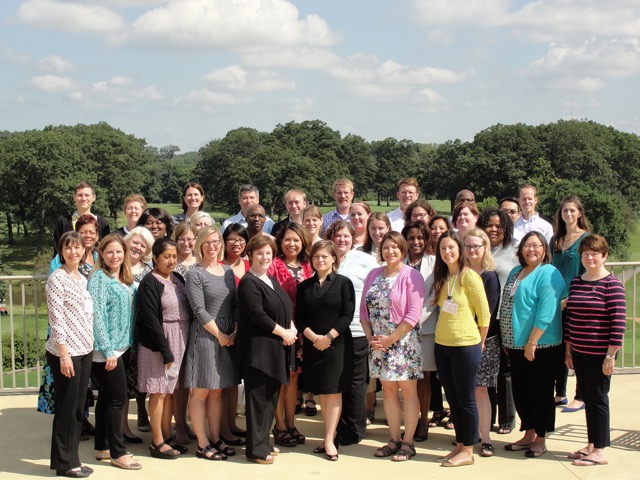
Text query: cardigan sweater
88 269 136 359
137 271 189 364
503 263 565 348
360 265 425 328
435 268 491 346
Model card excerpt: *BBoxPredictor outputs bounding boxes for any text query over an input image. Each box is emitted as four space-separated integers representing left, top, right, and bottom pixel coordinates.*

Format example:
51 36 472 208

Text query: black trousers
244 366 282 459
48 351 92 471
489 347 516 428
429 371 444 412
508 346 560 437
337 336 369 444
92 356 127 458
573 352 611 448
435 343 482 446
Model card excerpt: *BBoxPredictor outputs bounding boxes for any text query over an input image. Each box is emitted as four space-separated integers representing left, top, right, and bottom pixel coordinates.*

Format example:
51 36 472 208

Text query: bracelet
605 354 616 360
326 332 334 342
526 340 537 347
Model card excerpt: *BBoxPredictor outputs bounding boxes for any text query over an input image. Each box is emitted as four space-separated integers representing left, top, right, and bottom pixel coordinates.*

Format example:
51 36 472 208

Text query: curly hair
477 208 513 248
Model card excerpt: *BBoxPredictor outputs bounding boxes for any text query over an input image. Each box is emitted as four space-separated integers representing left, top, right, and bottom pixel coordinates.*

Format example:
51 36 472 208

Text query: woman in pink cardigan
361 231 425 462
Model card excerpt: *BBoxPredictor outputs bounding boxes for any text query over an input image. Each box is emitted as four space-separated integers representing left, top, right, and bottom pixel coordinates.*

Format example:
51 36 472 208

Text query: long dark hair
138 207 175 238
362 212 390 254
275 222 311 264
430 231 466 305
552 195 591 251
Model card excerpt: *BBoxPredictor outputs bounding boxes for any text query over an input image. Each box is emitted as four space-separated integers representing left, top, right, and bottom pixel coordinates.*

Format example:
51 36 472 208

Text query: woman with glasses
403 199 436 228
183 226 241 460
172 222 198 277
463 229 500 457
500 232 564 458
222 224 250 285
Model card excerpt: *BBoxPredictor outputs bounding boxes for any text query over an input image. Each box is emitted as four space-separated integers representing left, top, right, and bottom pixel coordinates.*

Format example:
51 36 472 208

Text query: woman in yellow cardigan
431 232 490 467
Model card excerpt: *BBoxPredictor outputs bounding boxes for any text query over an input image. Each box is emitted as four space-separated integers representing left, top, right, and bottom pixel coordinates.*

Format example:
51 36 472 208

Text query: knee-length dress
137 273 190 394
184 265 240 389
295 273 356 394
365 273 422 381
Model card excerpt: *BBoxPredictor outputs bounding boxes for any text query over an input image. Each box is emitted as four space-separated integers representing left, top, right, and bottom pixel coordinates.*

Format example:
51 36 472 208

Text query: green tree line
0 119 638 258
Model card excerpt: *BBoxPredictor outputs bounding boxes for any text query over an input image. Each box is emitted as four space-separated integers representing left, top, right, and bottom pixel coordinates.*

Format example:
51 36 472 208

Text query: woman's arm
88 271 115 359
185 270 230 346
45 272 69 349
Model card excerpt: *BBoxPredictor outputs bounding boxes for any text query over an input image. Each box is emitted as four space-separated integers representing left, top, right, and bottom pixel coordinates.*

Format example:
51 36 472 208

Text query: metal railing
1 264 639 393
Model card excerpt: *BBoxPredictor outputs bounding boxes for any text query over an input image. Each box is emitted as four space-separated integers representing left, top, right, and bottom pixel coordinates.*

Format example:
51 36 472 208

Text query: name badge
442 299 458 315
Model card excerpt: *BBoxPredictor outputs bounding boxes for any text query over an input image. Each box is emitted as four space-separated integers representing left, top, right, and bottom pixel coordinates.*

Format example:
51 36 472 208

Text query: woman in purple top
565 234 626 467
361 232 425 462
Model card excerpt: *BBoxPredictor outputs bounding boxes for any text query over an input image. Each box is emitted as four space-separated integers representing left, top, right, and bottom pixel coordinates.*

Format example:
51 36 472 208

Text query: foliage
2 332 46 370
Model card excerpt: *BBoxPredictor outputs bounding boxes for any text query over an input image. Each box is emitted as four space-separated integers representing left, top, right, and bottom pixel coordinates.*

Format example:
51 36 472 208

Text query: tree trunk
6 212 14 245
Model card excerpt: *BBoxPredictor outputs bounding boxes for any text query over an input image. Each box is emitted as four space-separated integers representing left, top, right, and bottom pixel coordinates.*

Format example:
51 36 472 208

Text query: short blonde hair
332 178 354 193
195 226 223 263
124 226 155 263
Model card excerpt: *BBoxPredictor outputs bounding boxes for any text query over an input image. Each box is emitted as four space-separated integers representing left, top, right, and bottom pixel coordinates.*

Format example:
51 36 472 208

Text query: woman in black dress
296 240 356 461
237 235 298 464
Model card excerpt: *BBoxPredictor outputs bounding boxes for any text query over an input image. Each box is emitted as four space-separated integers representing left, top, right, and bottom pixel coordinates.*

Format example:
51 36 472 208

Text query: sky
1 0 639 152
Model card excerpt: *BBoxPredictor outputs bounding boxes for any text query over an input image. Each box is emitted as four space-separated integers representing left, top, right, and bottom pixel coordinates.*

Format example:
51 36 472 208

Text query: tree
539 179 631 259
339 134 377 199
371 138 420 206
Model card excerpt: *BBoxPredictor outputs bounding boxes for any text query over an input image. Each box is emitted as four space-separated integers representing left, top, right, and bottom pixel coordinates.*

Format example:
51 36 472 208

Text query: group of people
43 178 625 475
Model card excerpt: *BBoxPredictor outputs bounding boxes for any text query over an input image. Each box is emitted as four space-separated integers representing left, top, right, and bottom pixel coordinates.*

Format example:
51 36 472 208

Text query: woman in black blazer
237 235 297 465
296 241 355 461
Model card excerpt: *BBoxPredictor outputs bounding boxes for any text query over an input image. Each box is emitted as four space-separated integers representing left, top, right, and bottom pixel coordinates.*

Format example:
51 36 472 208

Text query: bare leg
284 373 299 429
149 393 174 453
380 380 402 441
189 388 211 449
397 379 419 445
319 394 342 457
121 399 140 440
274 385 287 430
476 386 492 445
205 389 223 443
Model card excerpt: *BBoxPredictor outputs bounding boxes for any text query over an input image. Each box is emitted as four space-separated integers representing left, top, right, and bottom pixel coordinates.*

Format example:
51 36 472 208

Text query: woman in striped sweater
565 234 626 467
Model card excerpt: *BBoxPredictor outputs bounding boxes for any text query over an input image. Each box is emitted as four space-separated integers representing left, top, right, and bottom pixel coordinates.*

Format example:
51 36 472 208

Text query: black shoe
82 419 95 436
56 468 90 478
80 466 93 474
79 432 90 442
123 433 143 444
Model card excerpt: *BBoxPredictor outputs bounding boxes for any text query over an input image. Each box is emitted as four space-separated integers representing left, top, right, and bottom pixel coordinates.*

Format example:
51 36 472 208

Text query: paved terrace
0 374 638 480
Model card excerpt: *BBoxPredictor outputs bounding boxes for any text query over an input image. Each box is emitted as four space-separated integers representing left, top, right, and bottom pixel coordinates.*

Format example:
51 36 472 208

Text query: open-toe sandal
272 427 298 447
211 439 236 457
392 442 416 462
480 443 495 457
164 436 189 454
304 399 318 416
150 441 180 459
196 444 226 461
288 427 306 444
374 440 401 458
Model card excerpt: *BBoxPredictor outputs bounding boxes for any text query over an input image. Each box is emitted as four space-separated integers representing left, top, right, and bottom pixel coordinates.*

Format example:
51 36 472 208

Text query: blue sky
1 0 639 152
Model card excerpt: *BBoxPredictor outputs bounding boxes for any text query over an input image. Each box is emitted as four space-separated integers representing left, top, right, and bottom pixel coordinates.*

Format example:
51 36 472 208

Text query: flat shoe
231 429 246 438
525 448 547 458
572 458 608 466
56 468 90 478
325 452 339 461
562 404 586 413
196 445 226 461
80 466 93 474
304 399 318 416
555 398 568 406
391 442 416 462
374 440 401 458
123 433 143 444
441 456 475 467
110 458 142 470
505 442 534 451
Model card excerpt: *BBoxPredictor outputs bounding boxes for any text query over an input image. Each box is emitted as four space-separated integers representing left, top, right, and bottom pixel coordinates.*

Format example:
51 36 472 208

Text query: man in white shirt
271 189 307 238
221 184 274 234
512 185 553 246
322 178 355 231
388 177 420 232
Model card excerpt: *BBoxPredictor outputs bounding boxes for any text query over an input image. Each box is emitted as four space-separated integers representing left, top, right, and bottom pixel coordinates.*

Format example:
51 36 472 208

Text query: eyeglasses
226 238 246 245
522 243 543 250
177 237 195 243
464 244 484 251
501 208 518 215
204 240 221 247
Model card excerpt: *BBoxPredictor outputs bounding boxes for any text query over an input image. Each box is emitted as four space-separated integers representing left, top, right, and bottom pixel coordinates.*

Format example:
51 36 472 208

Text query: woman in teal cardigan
88 234 142 470
500 231 565 458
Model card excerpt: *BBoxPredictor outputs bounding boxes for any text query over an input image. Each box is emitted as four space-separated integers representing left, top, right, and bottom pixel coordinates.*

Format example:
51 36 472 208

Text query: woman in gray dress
184 226 241 461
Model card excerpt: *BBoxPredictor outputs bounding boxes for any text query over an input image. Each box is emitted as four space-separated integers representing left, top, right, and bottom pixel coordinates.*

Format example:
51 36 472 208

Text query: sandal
497 423 513 435
221 435 246 446
246 454 275 465
196 445 226 461
164 436 189 454
374 440 401 458
366 409 375 425
444 416 455 430
149 441 180 459
428 410 449 428
392 442 416 462
272 427 297 447
480 443 495 457
288 427 306 444
211 439 235 457
295 397 303 415
304 399 318 416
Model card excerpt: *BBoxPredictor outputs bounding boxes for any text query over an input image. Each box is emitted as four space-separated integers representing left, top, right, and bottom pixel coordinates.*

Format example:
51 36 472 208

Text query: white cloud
409 0 511 27
182 88 243 105
14 0 126 33
521 39 640 90
204 65 295 92
37 54 73 73
378 60 473 84
114 0 339 51
241 47 341 70
0 44 31 65
29 74 77 92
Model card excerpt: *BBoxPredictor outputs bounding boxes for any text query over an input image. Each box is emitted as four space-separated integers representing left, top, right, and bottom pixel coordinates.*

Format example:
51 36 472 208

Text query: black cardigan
237 274 293 384
136 271 189 364
53 213 110 255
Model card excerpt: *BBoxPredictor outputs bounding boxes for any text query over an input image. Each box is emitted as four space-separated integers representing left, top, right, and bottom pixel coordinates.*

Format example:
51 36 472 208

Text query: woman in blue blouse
500 231 565 458
550 195 590 411
88 234 142 470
